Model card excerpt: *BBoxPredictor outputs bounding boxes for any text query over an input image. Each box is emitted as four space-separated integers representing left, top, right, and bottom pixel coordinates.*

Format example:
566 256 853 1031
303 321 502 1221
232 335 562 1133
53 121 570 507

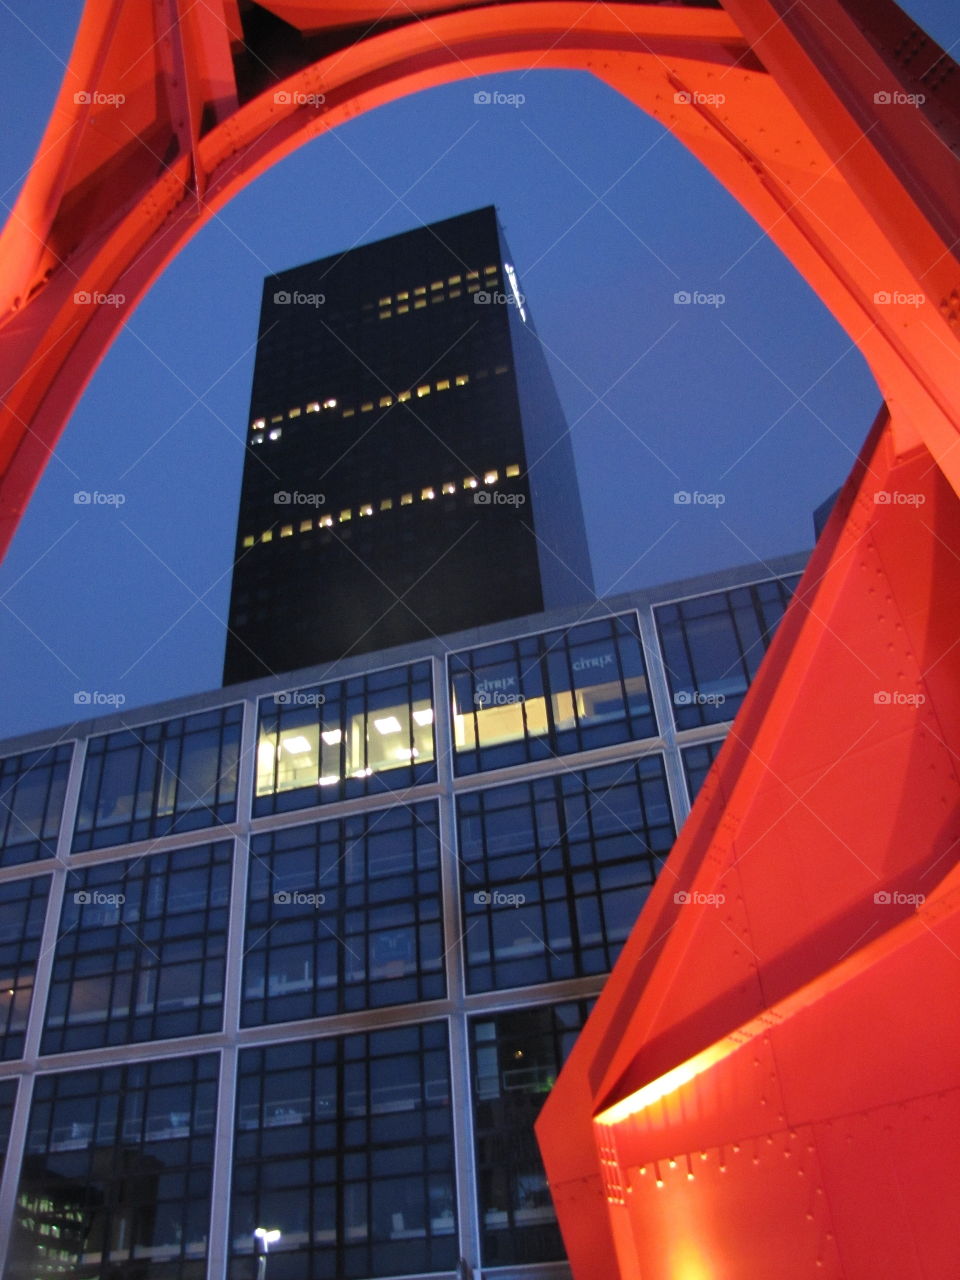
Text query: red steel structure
0 1 958 1276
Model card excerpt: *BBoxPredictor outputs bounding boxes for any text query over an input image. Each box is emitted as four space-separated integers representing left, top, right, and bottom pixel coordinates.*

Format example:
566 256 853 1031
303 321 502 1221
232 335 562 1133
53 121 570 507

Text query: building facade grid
0 558 803 1280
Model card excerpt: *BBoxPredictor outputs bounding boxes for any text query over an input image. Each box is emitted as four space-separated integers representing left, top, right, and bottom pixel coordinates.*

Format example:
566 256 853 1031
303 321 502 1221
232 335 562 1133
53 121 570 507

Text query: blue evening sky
0 0 956 738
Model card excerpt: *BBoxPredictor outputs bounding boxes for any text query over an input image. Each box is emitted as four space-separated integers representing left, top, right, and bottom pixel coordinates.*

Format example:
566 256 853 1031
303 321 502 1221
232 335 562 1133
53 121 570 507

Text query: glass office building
223 207 594 684
0 552 804 1280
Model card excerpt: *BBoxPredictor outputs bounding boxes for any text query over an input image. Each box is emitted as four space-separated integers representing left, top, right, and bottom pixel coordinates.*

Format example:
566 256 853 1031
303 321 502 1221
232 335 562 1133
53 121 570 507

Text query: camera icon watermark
273 690 325 707
473 889 526 907
273 290 324 307
274 890 326 907
873 490 926 505
873 690 926 707
674 690 725 707
673 89 726 107
674 890 725 906
873 290 924 307
274 89 326 107
274 491 325 507
673 490 725 506
673 289 725 308
873 90 925 106
873 889 924 905
74 691 126 707
473 89 525 107
74 290 125 308
74 490 126 506
74 90 126 107
74 890 125 906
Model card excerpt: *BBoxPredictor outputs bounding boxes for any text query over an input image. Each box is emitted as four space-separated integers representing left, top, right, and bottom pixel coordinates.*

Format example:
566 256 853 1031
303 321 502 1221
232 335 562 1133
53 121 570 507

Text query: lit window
455 374 468 386
436 379 450 391
380 498 394 511
484 264 497 275
242 535 255 548
416 385 430 398
467 270 479 280
414 286 427 296
379 395 393 408
506 463 521 477
262 529 274 542
464 477 478 490
398 390 412 403
401 493 413 506
397 305 409 314
319 515 333 528
361 402 373 413
288 407 301 418
467 284 480 293
431 294 443 303
379 310 391 320
397 291 409 301
421 487 435 501
414 300 427 309
343 408 355 418
442 482 456 495
379 296 391 306
339 509 352 522
280 524 293 537
268 428 282 440
484 471 499 484
306 402 320 413
495 364 509 374
271 414 283 423
323 398 337 409
431 281 443 291
449 289 461 299
252 434 264 446
360 504 373 517
299 519 312 532
374 716 402 734
448 274 462 285
252 418 266 430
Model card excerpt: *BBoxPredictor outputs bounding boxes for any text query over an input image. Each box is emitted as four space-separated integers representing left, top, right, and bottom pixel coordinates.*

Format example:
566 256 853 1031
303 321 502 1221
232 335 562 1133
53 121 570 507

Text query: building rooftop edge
1 550 809 755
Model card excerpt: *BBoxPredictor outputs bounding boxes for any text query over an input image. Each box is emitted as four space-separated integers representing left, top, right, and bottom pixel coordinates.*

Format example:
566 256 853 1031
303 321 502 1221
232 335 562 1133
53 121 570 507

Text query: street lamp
253 1227 281 1280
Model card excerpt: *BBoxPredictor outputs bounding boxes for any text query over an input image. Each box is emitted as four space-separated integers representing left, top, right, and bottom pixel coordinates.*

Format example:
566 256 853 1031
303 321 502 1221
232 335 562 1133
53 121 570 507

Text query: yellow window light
379 395 393 408
401 493 413 506
416 385 430 398
339 509 352 522
398 390 412 403
360 504 373 517
455 374 468 386
306 402 320 413
319 515 333 528
506 463 521 477
299 519 313 532
484 470 499 484
463 477 478 490
288 407 301 418
414 286 427 296
343 407 355 418
379 296 391 306
448 274 462 285
436 379 450 391
242 534 255 548
252 418 266 430
361 402 373 413
323 398 337 409
414 299 427 309
442 482 456 495
421 487 435 501
262 529 274 542
380 498 394 511
280 525 293 537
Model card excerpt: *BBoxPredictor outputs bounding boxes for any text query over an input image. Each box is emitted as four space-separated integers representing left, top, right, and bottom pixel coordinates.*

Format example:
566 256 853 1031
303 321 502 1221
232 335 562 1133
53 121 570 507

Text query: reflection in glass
451 614 656 773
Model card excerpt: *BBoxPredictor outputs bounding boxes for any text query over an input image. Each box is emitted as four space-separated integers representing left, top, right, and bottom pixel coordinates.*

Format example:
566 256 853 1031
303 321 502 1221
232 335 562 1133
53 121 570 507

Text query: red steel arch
1 2 960 1277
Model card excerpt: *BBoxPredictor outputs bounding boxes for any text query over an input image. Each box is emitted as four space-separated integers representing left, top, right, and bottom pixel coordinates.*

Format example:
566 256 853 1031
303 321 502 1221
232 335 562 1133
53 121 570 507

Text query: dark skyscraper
223 206 593 685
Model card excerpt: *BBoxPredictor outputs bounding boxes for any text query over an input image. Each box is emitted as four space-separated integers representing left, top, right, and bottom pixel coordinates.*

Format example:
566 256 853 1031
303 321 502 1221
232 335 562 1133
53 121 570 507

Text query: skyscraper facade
223 207 594 685
0 553 804 1279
